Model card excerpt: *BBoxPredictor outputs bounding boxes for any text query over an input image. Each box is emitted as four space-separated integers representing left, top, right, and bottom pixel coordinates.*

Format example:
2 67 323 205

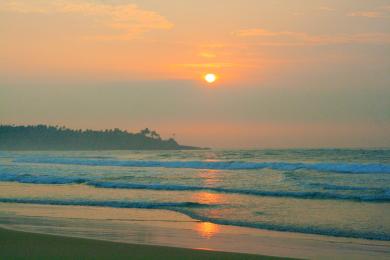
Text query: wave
0 197 388 241
0 173 89 185
175 209 390 241
0 198 210 209
308 183 373 191
88 181 390 202
1 172 388 202
14 157 390 174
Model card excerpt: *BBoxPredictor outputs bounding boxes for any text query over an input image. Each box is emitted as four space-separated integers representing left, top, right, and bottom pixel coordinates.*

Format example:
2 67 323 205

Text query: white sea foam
14 157 390 173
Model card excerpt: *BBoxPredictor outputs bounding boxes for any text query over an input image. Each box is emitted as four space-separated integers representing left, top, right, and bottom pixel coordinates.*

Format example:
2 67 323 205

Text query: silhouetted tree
0 124 201 150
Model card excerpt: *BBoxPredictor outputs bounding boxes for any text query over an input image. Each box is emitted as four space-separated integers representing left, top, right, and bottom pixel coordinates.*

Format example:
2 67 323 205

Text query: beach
0 226 270 259
1 203 389 259
0 149 389 259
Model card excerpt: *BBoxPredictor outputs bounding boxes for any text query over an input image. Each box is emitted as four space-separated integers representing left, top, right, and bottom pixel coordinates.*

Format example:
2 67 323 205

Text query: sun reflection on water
198 169 221 186
193 192 222 204
195 222 220 239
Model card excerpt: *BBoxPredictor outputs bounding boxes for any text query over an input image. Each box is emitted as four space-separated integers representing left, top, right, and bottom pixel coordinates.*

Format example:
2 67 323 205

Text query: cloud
233 28 390 46
232 28 304 38
0 0 173 40
348 5 390 18
318 6 335 12
0 1 50 13
199 52 217 58
175 63 237 69
348 11 382 18
306 33 390 45
199 43 227 49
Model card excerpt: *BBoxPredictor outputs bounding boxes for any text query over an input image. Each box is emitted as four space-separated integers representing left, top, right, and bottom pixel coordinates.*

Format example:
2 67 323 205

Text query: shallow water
0 149 389 240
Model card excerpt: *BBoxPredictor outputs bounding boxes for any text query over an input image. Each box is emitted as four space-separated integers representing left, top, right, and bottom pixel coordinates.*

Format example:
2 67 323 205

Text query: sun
204 73 217 83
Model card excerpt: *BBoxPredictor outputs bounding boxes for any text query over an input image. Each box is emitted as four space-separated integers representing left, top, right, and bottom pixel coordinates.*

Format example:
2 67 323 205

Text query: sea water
0 149 389 240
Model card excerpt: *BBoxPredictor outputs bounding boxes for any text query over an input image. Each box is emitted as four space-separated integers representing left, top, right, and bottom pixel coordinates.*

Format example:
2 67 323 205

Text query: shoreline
1 203 389 259
0 226 274 259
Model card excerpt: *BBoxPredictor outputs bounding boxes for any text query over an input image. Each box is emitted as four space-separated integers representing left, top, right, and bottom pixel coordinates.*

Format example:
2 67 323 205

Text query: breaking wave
0 198 210 209
0 173 388 202
14 157 390 174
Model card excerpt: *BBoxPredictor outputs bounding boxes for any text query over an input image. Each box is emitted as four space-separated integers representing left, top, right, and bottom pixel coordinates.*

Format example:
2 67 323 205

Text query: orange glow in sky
1 0 389 148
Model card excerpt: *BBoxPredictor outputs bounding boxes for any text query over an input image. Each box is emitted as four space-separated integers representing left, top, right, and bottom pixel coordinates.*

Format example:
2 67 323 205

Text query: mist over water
1 149 389 240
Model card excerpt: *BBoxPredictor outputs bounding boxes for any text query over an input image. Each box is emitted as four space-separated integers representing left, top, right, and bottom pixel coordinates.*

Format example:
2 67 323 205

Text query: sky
1 0 389 148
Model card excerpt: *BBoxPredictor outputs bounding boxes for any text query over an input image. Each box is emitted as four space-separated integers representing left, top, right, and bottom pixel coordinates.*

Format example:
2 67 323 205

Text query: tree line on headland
0 125 203 150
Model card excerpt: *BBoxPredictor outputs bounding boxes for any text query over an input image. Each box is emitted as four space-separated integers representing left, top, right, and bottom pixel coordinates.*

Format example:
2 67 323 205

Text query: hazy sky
1 0 389 148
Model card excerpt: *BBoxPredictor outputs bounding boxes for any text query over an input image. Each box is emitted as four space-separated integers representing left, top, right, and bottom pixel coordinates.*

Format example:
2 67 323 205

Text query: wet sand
0 226 274 259
1 203 389 259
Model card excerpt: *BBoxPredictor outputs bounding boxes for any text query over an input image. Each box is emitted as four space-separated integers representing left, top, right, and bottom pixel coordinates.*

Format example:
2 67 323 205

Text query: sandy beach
1 202 389 259
0 226 274 259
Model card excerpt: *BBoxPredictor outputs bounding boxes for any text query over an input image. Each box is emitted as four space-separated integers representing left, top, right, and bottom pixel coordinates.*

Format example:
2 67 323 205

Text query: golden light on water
204 73 217 84
198 170 221 186
193 192 222 204
196 222 220 239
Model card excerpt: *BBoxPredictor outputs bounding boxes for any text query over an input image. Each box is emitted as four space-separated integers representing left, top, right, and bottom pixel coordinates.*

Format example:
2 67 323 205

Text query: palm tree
150 130 161 140
140 128 151 136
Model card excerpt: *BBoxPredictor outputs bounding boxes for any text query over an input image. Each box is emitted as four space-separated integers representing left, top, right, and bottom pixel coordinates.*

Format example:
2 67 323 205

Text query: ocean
0 149 389 241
